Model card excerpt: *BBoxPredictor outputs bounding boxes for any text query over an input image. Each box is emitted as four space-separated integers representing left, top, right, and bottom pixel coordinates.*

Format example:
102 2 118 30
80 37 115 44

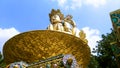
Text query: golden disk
3 30 90 68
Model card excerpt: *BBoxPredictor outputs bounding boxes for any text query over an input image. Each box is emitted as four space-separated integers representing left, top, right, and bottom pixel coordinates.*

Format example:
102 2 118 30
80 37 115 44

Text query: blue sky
0 0 120 53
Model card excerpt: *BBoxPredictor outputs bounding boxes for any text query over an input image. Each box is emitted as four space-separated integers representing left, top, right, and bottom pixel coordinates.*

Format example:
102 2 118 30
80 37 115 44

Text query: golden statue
47 9 64 32
64 15 76 34
79 30 88 43
13 65 19 68
47 9 77 35
3 9 90 68
47 9 88 44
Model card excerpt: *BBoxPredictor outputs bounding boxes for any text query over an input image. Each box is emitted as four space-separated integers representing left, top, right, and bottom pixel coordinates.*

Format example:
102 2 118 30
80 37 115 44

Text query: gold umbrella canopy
3 30 90 67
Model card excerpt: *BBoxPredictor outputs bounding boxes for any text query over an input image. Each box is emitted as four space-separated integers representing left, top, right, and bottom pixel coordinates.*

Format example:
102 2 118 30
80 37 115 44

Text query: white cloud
0 28 20 52
85 0 106 8
70 0 82 9
82 27 102 52
51 0 107 10
58 0 67 7
52 0 67 7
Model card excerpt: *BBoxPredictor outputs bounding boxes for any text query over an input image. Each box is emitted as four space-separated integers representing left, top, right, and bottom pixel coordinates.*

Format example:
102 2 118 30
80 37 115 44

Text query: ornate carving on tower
110 9 120 42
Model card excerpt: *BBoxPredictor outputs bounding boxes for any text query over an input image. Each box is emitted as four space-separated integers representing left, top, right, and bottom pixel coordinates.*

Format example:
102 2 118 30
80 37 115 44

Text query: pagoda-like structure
3 9 90 68
110 9 120 43
110 9 120 67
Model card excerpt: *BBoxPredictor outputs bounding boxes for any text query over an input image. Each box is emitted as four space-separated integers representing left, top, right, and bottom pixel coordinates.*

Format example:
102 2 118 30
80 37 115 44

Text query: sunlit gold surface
3 30 90 68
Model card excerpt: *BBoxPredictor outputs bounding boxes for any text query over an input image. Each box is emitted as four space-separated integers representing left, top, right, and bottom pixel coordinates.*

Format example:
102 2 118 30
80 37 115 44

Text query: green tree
94 29 118 68
0 51 6 68
87 55 99 68
0 52 2 60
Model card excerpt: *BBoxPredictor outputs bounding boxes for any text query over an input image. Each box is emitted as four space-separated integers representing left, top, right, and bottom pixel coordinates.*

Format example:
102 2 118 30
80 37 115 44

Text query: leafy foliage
0 52 6 68
91 29 118 68
87 55 99 68
88 29 120 68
